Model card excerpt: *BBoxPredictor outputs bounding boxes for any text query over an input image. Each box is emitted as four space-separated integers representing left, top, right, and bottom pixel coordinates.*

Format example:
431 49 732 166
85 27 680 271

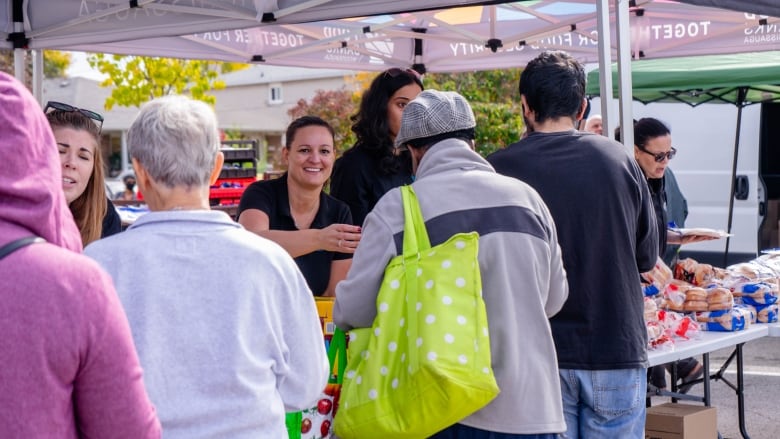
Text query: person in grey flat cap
334 89 569 438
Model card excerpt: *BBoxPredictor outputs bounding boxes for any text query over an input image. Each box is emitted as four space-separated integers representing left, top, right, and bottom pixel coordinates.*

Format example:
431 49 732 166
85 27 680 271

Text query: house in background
212 65 356 171
43 65 355 178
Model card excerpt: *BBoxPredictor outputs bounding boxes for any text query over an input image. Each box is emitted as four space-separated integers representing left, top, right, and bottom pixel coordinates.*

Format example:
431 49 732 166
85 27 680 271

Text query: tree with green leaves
88 54 248 109
424 69 524 157
288 70 523 160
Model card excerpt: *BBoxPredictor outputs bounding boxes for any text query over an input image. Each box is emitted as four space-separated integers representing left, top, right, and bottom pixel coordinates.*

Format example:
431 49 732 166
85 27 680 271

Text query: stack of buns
707 287 734 311
644 297 658 323
682 287 708 312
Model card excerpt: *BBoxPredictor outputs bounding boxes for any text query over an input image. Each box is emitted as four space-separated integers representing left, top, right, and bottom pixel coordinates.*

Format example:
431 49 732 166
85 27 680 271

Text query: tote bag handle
400 185 431 371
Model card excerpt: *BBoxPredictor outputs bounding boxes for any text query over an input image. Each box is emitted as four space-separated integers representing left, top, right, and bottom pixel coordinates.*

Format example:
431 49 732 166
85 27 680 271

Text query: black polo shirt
237 173 353 296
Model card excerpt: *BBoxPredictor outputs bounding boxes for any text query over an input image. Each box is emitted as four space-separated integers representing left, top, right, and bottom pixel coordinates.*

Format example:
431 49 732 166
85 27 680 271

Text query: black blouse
237 174 353 296
330 145 412 227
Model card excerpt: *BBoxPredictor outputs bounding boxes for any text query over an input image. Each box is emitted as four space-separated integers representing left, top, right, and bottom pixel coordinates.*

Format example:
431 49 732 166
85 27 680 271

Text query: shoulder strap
400 185 431 254
0 236 45 260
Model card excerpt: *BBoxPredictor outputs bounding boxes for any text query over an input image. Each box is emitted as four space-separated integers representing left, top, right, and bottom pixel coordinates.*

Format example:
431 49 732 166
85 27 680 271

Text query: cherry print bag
286 328 346 439
334 185 499 439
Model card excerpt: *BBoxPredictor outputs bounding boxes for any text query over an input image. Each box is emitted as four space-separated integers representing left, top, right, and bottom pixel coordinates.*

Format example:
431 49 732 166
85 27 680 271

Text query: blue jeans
559 368 646 439
430 423 560 439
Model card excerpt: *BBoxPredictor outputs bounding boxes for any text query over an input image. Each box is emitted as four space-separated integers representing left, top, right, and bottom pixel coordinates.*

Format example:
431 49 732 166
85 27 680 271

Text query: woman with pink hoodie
0 72 161 439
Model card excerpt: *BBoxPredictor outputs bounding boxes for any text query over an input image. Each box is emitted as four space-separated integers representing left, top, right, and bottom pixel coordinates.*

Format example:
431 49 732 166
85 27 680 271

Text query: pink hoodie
0 72 161 438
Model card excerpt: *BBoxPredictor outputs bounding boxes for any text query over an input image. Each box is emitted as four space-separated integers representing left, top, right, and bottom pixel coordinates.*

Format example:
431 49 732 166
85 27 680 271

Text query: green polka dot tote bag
334 185 499 439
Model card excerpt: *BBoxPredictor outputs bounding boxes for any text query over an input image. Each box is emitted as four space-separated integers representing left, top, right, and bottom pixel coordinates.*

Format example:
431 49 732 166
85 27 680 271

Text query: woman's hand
319 223 362 253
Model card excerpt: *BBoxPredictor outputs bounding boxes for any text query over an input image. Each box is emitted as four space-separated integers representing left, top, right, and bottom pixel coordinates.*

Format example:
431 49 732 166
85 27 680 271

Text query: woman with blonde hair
45 102 121 245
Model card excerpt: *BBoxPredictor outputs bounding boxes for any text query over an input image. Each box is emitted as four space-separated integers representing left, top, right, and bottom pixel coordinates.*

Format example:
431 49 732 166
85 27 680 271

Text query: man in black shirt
488 51 658 439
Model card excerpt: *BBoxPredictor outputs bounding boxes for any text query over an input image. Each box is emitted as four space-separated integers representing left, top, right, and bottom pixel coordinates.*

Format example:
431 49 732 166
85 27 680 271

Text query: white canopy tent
30 0 778 74
32 0 773 148
3 0 778 151
1 0 510 49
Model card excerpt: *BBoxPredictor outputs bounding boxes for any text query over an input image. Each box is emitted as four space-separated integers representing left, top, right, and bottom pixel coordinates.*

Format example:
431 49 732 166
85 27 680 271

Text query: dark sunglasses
44 101 104 133
383 67 422 80
639 146 677 163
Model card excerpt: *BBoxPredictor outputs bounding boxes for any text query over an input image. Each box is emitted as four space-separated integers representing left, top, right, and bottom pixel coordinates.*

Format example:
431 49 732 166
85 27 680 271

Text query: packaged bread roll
707 287 734 311
683 287 708 312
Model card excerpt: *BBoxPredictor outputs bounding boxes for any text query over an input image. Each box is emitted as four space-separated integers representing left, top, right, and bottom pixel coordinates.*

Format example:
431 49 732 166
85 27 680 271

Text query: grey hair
127 95 220 188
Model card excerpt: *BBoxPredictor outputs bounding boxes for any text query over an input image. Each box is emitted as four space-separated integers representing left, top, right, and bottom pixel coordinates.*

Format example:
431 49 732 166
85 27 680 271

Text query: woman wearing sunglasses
45 101 122 246
633 117 708 394
330 67 423 226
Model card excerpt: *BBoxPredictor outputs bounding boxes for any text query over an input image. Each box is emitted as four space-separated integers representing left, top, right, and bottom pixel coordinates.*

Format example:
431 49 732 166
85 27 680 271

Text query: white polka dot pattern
338 226 497 438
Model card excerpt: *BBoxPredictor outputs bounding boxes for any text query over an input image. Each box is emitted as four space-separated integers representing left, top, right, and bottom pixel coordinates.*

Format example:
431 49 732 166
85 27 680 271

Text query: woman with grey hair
84 95 329 439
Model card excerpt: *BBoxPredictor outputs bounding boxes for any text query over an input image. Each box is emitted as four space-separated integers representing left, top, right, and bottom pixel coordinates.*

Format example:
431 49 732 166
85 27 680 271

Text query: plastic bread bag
650 334 674 351
733 282 778 305
753 303 779 323
733 304 757 324
674 258 715 286
752 253 780 277
660 280 689 312
646 320 665 350
727 261 777 280
694 309 746 332
643 282 661 298
658 309 699 340
705 287 734 311
731 307 754 329
642 257 674 292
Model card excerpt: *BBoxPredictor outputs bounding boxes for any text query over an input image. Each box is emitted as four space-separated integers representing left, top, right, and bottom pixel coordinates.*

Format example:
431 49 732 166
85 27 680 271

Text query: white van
591 98 779 268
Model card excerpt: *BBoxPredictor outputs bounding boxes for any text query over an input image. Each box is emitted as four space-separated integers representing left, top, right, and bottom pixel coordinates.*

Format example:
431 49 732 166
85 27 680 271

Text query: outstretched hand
320 223 362 253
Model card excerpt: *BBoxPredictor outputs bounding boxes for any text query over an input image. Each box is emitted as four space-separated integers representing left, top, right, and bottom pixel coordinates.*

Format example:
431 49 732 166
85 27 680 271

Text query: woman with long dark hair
330 68 423 226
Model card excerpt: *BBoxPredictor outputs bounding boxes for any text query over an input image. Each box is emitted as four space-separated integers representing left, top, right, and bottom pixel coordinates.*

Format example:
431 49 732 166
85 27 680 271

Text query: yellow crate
315 297 335 335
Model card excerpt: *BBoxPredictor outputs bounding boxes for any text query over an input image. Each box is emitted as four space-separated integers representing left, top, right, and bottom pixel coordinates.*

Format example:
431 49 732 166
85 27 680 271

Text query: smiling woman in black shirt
238 116 361 296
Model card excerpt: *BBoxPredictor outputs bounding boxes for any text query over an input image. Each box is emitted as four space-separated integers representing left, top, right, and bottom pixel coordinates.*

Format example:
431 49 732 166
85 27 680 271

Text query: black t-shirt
101 198 122 238
488 130 658 370
237 174 353 296
330 145 412 227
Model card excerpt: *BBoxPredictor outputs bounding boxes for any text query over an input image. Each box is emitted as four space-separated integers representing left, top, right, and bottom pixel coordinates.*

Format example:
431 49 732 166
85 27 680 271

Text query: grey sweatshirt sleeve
334 209 397 331
542 203 569 318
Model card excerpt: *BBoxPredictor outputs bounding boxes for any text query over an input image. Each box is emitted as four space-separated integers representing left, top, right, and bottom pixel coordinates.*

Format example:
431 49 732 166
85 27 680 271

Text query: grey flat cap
394 90 476 148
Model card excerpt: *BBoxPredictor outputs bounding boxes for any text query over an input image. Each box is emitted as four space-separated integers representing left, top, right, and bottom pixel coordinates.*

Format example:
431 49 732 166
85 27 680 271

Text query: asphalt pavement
648 334 780 439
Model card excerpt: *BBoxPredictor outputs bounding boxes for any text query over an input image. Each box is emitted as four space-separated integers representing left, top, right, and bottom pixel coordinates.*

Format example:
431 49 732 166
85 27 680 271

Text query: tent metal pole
723 87 747 267
596 0 615 137
32 50 43 105
13 49 25 81
12 8 25 82
615 0 634 149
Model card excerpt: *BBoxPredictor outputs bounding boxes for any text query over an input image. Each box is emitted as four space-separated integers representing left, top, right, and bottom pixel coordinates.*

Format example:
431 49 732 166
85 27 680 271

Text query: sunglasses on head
383 67 422 80
639 146 677 163
44 101 104 133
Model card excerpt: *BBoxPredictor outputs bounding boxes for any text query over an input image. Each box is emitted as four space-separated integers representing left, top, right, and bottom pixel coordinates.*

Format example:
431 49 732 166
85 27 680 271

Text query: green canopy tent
587 52 780 266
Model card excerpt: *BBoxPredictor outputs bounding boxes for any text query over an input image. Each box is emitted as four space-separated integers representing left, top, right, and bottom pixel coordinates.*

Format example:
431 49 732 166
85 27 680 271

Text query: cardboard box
646 403 717 439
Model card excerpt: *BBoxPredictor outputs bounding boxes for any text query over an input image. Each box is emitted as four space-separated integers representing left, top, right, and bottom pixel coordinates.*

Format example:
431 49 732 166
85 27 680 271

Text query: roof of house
42 66 353 132
221 64 353 87
42 77 139 131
